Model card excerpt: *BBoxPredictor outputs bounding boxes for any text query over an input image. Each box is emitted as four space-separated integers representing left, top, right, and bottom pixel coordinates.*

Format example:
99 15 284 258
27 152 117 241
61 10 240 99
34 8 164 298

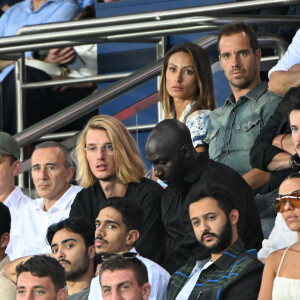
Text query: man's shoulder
67 286 90 300
138 255 170 278
128 177 163 194
251 82 283 103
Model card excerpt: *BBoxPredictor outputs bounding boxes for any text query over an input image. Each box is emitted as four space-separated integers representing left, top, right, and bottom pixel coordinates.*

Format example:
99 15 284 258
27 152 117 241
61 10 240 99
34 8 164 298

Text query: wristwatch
290 153 300 169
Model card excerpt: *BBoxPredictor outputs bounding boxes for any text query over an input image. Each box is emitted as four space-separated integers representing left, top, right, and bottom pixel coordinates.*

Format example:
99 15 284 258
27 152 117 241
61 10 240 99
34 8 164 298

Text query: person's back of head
99 255 150 300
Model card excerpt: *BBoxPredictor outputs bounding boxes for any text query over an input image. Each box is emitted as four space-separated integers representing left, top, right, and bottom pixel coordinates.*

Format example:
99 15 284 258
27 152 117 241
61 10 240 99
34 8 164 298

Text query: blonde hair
75 115 145 188
159 43 215 119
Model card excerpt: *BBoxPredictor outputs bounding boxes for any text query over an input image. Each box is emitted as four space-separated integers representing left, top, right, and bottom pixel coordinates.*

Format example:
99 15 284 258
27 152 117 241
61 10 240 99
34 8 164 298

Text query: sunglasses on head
273 190 300 213
100 252 138 262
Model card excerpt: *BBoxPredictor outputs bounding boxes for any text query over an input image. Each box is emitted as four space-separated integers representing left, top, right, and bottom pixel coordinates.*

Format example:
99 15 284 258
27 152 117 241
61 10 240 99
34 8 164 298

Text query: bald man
146 119 262 273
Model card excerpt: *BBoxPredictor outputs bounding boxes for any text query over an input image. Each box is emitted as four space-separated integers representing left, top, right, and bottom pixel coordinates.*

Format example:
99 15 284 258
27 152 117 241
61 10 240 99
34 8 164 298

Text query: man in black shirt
145 119 263 273
69 115 165 264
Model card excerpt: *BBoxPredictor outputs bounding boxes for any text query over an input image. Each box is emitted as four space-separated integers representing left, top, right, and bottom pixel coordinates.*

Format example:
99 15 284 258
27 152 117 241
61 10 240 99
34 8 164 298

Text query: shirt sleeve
250 102 287 170
185 110 210 148
268 28 300 78
258 213 298 259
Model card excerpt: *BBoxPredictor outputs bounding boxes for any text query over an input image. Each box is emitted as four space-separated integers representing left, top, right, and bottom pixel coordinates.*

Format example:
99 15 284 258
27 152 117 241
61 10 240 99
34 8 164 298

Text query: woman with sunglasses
258 174 300 299
159 43 215 153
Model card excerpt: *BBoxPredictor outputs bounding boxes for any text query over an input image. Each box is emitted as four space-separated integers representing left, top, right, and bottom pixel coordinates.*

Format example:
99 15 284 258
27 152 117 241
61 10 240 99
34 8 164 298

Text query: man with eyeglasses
88 197 170 300
99 255 151 300
69 115 165 264
258 86 300 261
7 141 82 260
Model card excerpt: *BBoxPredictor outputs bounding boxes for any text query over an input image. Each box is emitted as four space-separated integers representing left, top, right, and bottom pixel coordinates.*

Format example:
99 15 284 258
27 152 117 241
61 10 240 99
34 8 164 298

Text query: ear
125 230 139 247
57 287 67 300
255 48 261 65
229 209 239 226
12 160 21 176
181 144 191 159
141 282 151 300
219 55 224 69
0 233 10 249
88 245 95 260
65 166 75 183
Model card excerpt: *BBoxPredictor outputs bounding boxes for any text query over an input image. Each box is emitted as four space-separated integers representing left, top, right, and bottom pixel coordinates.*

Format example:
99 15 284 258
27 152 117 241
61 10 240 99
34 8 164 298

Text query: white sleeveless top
272 245 300 299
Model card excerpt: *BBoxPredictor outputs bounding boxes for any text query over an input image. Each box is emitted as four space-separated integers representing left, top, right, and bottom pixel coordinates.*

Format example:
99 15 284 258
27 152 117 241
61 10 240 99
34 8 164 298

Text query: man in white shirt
258 87 300 260
0 132 32 214
99 255 151 300
88 197 170 300
8 141 81 260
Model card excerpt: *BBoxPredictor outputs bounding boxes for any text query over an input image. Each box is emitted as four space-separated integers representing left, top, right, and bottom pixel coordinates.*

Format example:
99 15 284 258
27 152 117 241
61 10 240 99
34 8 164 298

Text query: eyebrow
32 162 57 168
95 219 120 225
51 238 77 248
168 62 193 68
17 285 46 289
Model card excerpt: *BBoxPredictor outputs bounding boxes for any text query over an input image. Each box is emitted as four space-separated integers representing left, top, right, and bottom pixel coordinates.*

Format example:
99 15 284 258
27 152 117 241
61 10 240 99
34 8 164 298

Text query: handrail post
156 36 165 123
15 54 26 188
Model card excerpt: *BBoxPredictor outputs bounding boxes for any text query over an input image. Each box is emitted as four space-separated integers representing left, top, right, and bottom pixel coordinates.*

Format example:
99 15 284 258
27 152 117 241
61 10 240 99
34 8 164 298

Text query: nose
231 53 240 68
22 292 34 300
284 200 294 212
39 167 49 180
95 224 105 238
175 70 183 82
54 247 65 260
110 290 122 300
153 166 163 178
200 221 210 233
95 146 106 160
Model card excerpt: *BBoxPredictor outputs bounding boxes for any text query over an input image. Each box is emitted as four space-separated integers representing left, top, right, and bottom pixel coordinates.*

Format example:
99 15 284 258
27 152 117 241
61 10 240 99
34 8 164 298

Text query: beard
199 215 233 254
65 251 90 281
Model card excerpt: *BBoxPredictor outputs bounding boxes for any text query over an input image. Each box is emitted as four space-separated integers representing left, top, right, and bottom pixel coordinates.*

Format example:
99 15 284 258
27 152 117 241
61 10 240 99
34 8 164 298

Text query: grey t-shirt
67 286 90 300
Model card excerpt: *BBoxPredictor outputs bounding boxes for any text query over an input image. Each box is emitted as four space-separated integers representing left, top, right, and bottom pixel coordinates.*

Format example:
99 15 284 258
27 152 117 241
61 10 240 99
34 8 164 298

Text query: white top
4 187 32 259
268 29 300 77
258 213 298 259
7 185 81 260
272 245 300 300
0 255 16 300
175 260 213 300
88 248 170 300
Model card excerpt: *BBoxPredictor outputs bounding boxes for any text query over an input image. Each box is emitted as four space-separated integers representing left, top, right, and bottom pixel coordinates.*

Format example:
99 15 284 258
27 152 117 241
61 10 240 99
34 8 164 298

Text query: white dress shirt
258 213 298 259
88 248 170 300
8 185 81 260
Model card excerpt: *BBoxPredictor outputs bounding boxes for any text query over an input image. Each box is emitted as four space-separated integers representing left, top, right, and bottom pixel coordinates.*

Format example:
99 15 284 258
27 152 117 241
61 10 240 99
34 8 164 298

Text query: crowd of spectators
1 0 300 298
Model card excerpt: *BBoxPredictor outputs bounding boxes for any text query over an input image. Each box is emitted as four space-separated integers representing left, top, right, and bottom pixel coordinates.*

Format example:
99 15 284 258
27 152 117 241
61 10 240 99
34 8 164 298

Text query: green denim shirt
205 82 282 175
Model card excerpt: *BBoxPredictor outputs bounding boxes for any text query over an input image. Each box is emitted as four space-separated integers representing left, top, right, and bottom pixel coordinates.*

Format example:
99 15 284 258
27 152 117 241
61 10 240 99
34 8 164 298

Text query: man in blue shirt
167 186 263 300
205 22 282 192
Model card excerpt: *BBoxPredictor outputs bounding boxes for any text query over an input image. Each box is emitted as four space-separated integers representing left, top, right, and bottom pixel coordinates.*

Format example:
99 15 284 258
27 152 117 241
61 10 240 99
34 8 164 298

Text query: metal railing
0 0 297 174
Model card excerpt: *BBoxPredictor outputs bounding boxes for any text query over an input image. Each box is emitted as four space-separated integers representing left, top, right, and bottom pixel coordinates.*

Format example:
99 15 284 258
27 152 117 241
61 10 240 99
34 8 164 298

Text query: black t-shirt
70 177 165 264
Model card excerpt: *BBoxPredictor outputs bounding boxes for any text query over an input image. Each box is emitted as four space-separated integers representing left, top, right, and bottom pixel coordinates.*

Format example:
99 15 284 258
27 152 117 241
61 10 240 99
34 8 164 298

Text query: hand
289 64 300 72
44 47 75 65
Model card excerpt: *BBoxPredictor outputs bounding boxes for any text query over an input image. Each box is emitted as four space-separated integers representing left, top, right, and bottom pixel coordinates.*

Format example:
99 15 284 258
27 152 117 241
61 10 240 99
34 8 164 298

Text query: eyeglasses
85 144 114 156
100 252 138 261
273 190 300 213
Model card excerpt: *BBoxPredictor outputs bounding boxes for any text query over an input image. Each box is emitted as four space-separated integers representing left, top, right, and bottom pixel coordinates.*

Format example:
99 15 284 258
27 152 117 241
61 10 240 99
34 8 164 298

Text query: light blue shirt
0 0 80 81
205 82 282 175
269 29 300 77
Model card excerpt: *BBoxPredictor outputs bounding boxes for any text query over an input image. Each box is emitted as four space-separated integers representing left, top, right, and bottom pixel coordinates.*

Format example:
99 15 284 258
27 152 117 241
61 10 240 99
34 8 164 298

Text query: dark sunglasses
273 190 300 213
100 252 138 261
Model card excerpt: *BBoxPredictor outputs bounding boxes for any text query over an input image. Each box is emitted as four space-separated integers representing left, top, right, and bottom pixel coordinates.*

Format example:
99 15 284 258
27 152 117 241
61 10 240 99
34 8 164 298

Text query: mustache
95 236 108 244
58 259 71 265
201 231 217 242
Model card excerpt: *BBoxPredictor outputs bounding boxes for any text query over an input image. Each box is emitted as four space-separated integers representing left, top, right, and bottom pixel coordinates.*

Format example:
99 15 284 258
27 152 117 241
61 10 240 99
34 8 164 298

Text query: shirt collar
211 238 245 271
34 185 77 212
225 81 268 105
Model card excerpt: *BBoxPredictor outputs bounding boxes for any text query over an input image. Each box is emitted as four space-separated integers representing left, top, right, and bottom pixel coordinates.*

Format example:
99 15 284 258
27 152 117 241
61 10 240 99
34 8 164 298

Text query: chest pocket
236 115 261 148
